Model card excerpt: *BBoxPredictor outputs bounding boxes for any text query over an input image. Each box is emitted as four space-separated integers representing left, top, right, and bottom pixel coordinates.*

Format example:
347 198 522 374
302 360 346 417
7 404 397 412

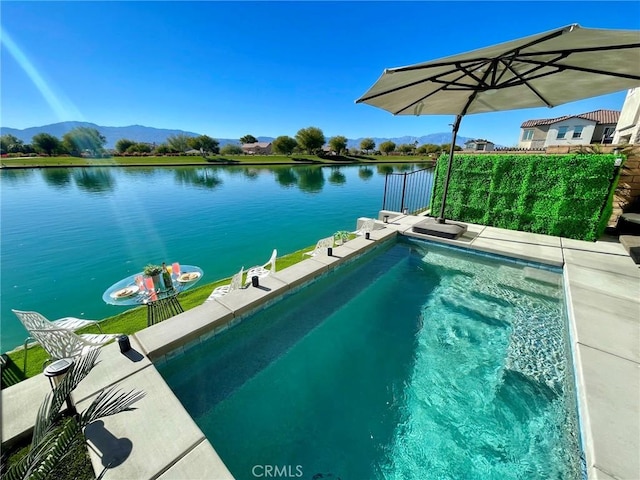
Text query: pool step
421 252 561 302
504 302 567 392
421 252 566 391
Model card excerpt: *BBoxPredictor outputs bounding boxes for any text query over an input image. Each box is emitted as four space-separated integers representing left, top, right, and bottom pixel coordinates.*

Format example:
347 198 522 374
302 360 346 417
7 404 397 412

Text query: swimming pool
158 238 584 479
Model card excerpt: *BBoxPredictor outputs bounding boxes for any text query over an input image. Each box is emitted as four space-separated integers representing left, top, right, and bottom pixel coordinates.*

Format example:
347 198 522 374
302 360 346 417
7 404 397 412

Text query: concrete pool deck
2 213 638 479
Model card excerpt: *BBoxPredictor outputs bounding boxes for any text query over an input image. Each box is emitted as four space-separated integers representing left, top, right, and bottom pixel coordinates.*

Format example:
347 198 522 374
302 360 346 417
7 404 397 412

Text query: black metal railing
382 167 435 215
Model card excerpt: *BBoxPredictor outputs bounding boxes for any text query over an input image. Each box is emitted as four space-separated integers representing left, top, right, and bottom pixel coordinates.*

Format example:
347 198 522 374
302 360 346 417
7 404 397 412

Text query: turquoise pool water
158 239 583 479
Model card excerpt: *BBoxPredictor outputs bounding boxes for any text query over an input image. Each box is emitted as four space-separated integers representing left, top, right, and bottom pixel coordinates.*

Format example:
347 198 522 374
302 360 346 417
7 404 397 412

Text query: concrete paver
73 336 151 403
273 256 328 290
157 440 233 480
1 373 50 445
480 226 562 247
564 261 640 304
470 235 564 266
79 366 205 480
214 274 288 318
577 345 640 480
561 237 630 256
567 282 640 363
135 301 234 361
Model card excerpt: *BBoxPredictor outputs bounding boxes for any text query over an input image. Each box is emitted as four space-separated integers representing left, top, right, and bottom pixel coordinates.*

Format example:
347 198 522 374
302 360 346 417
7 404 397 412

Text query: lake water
0 163 431 352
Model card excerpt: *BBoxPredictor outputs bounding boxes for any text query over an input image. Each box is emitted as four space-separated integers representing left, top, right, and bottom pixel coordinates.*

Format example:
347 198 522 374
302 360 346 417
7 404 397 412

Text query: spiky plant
5 349 144 480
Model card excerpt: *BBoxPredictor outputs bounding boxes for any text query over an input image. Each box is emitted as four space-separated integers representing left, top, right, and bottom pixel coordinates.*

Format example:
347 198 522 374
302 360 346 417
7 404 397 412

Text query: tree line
1 126 462 157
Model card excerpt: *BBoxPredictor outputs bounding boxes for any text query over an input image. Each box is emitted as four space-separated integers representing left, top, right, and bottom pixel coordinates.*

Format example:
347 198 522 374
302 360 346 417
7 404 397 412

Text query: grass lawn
0 154 434 168
2 243 326 386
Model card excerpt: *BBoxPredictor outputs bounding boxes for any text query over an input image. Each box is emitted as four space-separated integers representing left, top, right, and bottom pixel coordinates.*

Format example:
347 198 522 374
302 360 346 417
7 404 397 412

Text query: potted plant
143 264 163 290
333 230 350 245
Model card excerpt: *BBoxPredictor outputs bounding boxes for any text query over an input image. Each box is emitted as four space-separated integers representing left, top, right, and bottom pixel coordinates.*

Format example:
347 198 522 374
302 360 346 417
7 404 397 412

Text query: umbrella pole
437 114 462 224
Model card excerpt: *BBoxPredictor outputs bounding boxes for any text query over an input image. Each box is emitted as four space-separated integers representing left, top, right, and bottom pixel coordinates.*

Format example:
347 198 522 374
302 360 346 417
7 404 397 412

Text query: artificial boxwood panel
430 154 618 241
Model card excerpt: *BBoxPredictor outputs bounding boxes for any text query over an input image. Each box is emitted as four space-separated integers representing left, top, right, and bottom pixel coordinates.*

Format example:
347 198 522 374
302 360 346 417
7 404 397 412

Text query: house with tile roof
241 142 272 155
463 139 495 152
518 109 619 149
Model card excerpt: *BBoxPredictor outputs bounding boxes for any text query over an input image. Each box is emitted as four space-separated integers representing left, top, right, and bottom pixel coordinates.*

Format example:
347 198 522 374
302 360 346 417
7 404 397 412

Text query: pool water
158 239 583 479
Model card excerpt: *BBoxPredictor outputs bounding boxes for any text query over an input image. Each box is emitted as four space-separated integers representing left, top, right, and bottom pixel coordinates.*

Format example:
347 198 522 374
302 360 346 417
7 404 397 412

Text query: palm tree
5 350 144 480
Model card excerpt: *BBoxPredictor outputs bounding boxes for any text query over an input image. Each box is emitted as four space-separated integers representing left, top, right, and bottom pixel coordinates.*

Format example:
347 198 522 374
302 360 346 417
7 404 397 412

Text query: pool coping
2 213 638 480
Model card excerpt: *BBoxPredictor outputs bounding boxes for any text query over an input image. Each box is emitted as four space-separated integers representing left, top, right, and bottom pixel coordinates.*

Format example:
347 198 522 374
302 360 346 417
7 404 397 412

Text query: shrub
431 153 618 241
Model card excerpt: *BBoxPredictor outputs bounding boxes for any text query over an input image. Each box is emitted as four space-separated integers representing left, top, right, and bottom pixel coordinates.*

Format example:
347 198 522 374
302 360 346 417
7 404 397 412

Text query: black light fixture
118 335 131 353
44 357 77 416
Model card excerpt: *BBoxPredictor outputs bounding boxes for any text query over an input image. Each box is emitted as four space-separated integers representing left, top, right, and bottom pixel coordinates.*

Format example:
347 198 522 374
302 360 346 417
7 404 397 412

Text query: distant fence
382 167 435 214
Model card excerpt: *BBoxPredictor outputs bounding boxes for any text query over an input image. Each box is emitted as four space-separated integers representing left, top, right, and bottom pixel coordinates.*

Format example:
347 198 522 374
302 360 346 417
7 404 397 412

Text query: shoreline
0 155 437 170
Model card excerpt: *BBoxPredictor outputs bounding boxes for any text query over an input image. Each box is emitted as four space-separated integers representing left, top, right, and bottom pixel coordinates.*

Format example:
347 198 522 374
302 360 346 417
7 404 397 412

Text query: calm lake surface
1 163 431 352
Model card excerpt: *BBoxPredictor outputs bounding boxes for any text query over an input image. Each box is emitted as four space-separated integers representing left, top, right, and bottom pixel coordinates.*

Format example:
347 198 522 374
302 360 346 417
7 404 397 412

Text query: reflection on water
174 168 223 189
328 167 347 185
0 163 432 194
73 168 115 193
358 166 374 180
41 168 73 188
1 163 431 351
274 167 297 188
297 167 325 193
377 165 394 175
0 168 35 183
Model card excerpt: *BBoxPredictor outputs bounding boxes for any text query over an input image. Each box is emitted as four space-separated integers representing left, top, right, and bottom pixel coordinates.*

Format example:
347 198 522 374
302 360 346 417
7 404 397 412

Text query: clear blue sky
2 1 639 146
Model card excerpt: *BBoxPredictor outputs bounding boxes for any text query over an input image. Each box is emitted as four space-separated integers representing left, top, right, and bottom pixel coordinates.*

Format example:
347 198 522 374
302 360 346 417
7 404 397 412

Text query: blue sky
1 1 639 146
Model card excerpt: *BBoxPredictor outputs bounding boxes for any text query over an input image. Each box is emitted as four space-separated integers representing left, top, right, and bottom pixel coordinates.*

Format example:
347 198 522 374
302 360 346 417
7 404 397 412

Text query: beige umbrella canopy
356 24 640 238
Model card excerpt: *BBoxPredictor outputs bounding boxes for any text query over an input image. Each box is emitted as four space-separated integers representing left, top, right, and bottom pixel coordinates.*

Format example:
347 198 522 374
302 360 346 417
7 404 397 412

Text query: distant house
463 139 495 152
241 142 272 155
613 88 640 145
518 109 619 149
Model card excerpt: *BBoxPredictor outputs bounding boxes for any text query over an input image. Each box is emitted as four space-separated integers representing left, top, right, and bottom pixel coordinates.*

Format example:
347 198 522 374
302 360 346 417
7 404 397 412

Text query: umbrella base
412 218 467 239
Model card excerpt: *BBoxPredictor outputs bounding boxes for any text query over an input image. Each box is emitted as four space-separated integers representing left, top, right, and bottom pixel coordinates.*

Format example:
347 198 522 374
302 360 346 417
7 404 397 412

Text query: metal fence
381 167 436 215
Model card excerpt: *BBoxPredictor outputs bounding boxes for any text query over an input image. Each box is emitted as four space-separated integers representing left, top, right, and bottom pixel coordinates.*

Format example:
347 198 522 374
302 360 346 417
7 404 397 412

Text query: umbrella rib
516 43 640 58
387 26 571 74
357 65 475 104
393 63 492 115
516 57 640 81
390 85 449 115
501 61 556 107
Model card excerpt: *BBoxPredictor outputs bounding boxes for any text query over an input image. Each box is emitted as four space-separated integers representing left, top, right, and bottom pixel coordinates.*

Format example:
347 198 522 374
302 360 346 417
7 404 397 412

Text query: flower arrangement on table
143 264 163 277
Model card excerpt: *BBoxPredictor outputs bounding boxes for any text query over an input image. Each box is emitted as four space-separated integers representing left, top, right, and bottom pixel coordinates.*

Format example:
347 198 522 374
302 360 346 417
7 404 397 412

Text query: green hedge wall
430 154 619 241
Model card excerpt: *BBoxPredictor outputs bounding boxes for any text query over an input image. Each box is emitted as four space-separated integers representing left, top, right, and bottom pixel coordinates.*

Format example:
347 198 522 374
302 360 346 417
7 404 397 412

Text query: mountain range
0 121 473 150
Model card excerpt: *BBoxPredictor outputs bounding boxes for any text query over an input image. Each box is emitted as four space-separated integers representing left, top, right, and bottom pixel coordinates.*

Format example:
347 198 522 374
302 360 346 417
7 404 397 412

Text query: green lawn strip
4 244 317 384
1 154 431 168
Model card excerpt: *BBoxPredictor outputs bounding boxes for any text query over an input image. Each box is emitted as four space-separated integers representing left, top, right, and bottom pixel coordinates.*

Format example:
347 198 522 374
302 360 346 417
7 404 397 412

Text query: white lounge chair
303 236 334 257
354 218 376 236
245 249 277 285
205 267 244 302
13 309 108 371
27 327 118 365
12 309 105 334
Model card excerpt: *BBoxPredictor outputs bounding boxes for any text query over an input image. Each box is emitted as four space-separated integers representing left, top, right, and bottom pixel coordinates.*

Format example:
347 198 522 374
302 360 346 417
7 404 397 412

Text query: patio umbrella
356 24 640 238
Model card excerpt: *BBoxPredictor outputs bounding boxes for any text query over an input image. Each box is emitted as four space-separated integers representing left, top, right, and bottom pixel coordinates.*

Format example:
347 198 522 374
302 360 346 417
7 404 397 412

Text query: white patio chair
13 309 108 371
354 218 376 236
205 267 244 302
303 236 334 257
12 309 105 334
245 249 277 285
26 327 118 366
